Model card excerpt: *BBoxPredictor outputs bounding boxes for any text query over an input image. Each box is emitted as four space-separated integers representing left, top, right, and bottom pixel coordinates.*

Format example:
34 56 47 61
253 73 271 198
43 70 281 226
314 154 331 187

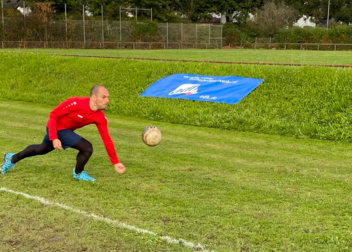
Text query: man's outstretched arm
96 119 125 173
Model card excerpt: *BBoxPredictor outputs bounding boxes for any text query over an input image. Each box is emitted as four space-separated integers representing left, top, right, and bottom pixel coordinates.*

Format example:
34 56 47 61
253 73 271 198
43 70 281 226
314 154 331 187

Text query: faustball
142 126 162 147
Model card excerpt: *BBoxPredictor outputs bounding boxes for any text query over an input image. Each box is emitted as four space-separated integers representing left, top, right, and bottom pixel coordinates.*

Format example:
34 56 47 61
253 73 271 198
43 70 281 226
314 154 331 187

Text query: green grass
2 48 352 65
2 100 352 251
2 52 352 143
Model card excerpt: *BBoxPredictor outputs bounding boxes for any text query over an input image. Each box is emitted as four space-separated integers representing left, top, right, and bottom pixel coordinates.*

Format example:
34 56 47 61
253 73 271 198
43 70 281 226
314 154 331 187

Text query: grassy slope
2 48 352 65
1 52 352 143
1 101 352 252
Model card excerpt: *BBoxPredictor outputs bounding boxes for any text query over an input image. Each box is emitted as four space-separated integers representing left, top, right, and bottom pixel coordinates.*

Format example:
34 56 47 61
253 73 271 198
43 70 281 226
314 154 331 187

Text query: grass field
2 49 352 251
2 100 352 252
2 48 352 65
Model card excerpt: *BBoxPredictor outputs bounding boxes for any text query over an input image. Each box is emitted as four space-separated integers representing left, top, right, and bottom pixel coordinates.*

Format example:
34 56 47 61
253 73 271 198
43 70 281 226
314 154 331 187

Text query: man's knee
72 138 93 155
85 141 93 156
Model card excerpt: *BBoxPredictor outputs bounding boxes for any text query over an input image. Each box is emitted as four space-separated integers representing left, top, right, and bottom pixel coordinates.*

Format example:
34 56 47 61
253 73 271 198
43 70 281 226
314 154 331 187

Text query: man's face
94 88 109 110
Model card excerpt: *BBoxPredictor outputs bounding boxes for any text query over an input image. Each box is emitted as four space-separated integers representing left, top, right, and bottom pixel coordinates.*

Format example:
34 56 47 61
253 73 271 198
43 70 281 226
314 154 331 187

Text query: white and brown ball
142 126 162 147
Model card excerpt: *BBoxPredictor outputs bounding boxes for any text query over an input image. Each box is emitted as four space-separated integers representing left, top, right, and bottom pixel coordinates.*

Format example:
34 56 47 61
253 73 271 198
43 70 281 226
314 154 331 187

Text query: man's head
90 85 109 111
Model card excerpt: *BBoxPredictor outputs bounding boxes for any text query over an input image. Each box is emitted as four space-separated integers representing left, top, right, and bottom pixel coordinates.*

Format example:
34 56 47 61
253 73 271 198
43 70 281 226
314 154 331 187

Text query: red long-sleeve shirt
47 97 120 164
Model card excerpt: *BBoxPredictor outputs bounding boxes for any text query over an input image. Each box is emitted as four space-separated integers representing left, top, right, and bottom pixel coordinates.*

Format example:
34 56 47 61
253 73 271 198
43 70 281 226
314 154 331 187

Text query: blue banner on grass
140 74 263 104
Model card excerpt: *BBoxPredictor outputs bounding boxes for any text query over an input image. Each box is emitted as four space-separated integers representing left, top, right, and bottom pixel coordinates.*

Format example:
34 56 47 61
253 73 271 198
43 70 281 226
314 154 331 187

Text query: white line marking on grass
0 187 215 252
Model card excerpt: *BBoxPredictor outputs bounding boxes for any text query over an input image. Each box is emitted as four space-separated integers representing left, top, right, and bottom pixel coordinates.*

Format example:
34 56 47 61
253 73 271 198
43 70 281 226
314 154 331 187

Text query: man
1 85 126 181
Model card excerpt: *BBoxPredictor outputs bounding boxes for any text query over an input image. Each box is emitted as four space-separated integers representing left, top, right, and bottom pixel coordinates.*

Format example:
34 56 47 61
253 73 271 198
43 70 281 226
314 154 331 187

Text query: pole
135 7 137 22
119 6 121 41
1 0 4 27
151 8 152 21
101 4 104 48
209 23 210 44
1 0 4 48
220 24 223 48
181 23 183 43
45 11 48 43
255 37 257 49
83 4 86 47
65 3 67 43
195 23 197 48
23 1 26 28
166 22 168 49
327 0 330 28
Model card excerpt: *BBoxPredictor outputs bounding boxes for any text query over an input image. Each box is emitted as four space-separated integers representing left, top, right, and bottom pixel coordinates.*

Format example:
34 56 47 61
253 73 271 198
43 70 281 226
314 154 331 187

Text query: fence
0 2 224 49
227 41 352 51
2 2 352 51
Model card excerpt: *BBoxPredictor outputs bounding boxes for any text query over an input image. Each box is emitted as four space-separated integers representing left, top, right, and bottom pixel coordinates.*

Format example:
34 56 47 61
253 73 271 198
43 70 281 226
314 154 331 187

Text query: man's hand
114 163 126 174
53 139 63 150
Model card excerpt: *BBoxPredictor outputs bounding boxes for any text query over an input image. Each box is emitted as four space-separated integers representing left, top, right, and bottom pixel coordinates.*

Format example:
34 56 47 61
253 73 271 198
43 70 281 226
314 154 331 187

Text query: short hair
90 85 104 97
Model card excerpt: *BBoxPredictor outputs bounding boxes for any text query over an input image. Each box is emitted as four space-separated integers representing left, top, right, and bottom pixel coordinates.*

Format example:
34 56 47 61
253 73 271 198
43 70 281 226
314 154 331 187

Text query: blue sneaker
1 152 15 175
73 168 95 181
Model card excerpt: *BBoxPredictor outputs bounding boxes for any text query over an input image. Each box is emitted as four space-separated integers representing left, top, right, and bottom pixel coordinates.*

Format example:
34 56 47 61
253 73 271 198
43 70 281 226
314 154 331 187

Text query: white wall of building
293 15 316 27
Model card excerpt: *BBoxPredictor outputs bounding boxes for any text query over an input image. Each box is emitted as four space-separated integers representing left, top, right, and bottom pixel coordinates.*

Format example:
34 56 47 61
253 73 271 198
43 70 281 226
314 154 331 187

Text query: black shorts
42 127 82 150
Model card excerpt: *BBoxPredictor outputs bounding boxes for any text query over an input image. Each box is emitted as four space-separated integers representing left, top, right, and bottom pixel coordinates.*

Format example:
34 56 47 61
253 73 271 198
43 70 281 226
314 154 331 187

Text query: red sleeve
96 116 120 165
47 98 77 140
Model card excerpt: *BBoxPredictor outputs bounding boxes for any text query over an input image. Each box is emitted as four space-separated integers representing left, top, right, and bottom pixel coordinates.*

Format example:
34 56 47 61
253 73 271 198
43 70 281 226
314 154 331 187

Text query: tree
177 0 262 23
283 0 352 25
176 0 214 22
332 0 352 24
247 1 299 36
210 0 262 23
22 0 264 23
130 0 183 22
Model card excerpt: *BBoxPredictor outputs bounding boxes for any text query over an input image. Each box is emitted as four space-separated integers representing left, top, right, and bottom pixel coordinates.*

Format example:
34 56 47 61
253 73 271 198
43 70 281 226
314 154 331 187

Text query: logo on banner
169 84 200 95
